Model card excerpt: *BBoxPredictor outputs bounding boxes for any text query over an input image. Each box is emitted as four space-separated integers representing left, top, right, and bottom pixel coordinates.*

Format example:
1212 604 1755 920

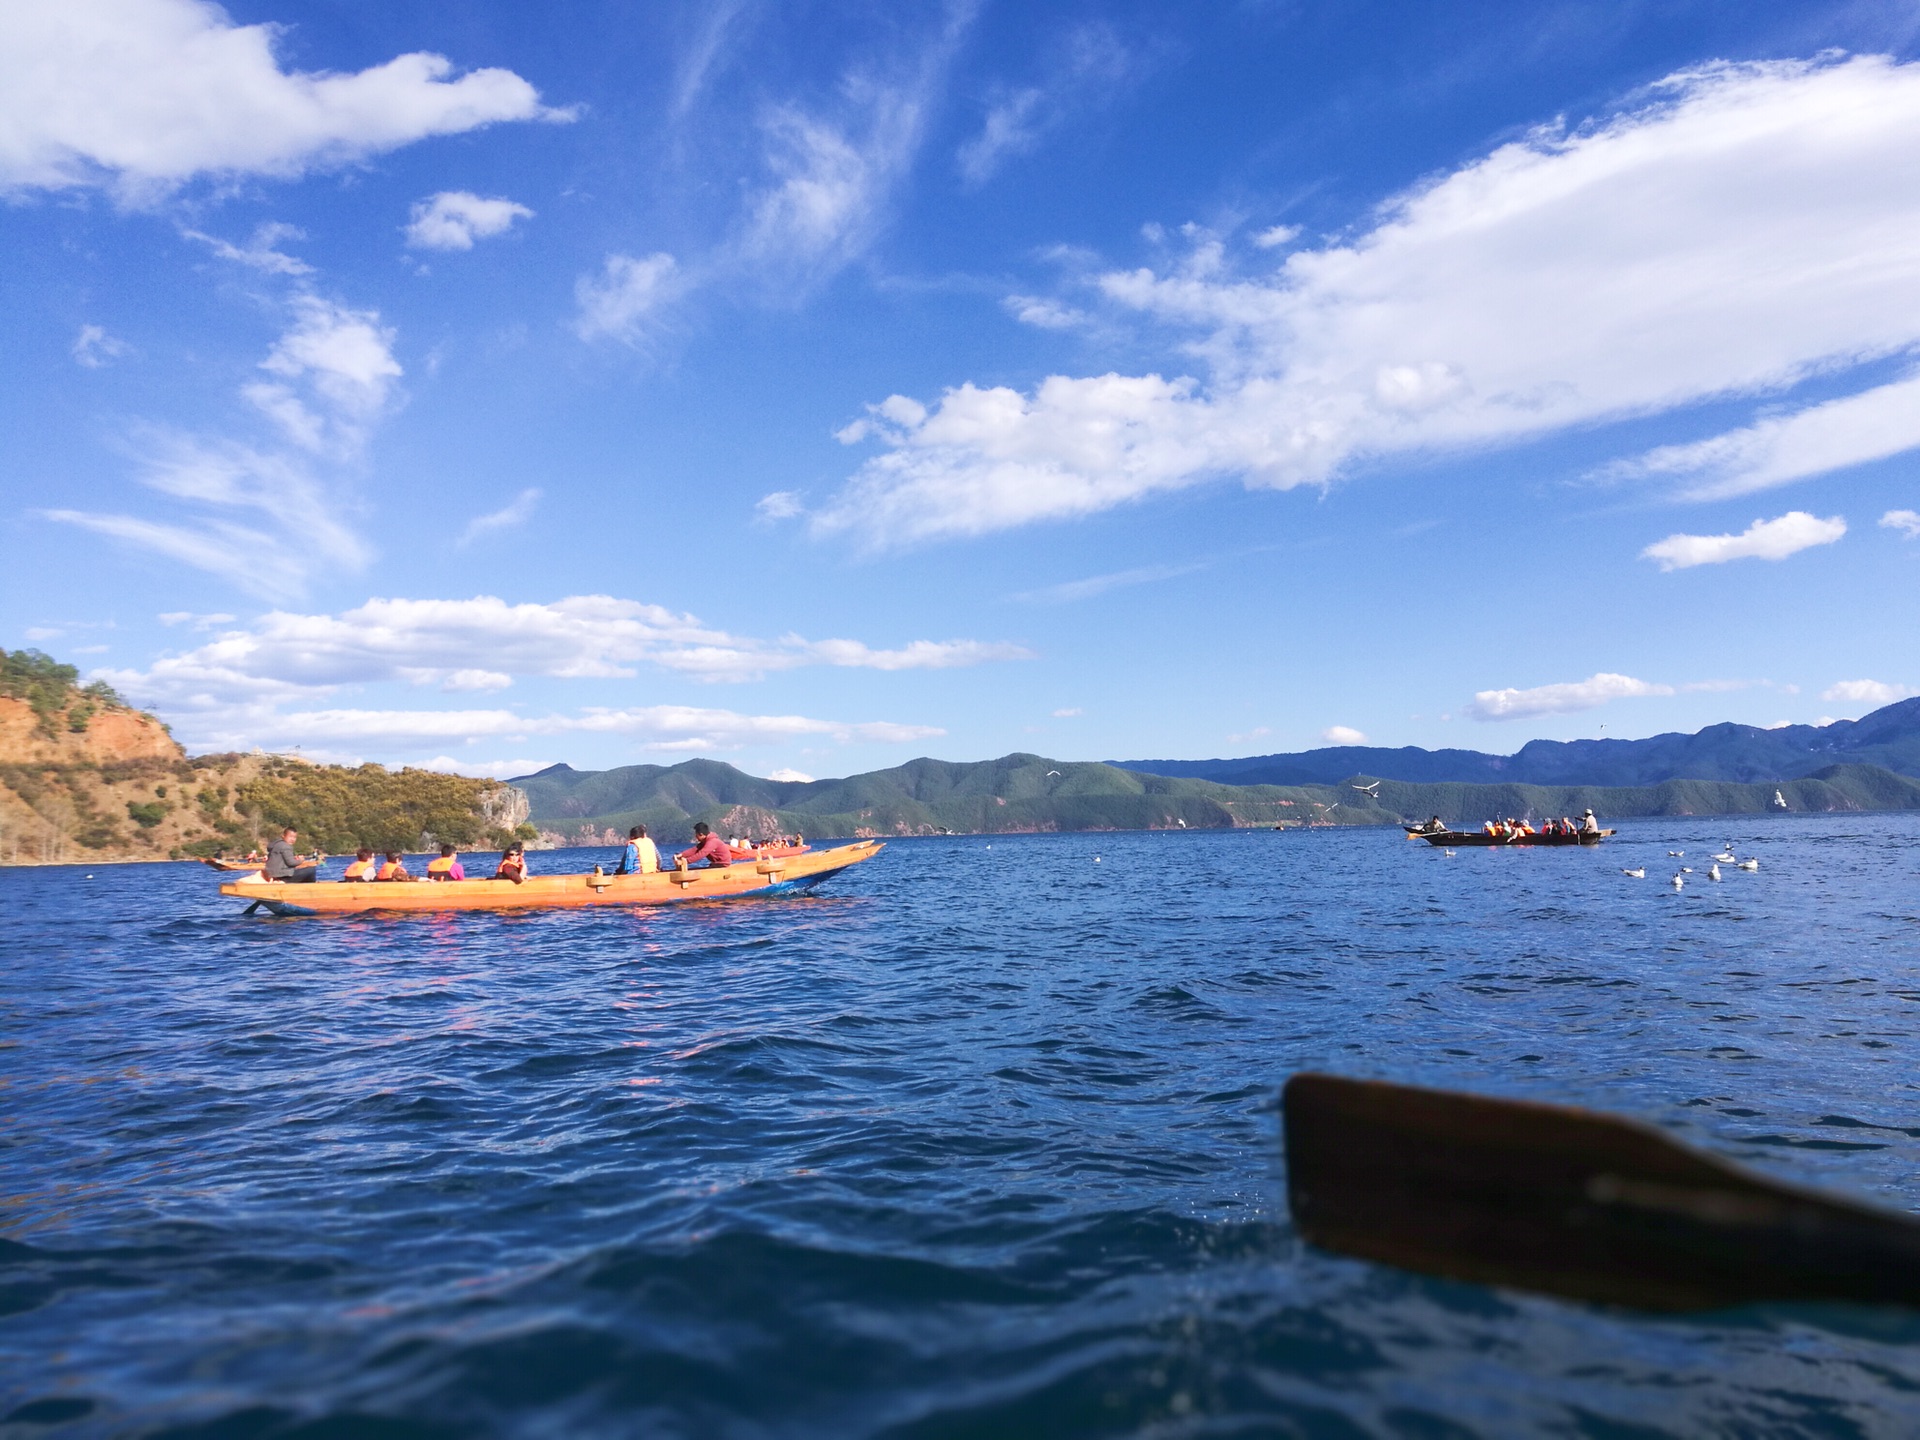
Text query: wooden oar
1282 1072 1920 1311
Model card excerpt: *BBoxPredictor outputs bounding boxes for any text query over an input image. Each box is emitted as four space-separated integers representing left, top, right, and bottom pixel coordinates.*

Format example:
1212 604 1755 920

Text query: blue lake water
4 817 1920 1437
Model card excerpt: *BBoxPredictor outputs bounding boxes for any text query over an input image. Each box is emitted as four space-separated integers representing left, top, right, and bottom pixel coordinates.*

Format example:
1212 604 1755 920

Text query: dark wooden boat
1418 828 1613 847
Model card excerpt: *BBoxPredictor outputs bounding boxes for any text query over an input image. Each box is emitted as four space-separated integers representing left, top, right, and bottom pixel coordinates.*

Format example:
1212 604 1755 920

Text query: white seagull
1442 848 1457 857
1738 857 1759 871
1671 872 1685 890
1669 850 1685 857
1352 780 1382 797
1712 850 1736 863
1709 862 1722 881
1046 770 1062 778
1622 867 1645 878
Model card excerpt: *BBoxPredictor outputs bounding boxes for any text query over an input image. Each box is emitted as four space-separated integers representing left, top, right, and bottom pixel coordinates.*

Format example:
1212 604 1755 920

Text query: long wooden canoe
1418 828 1613 847
219 840 884 916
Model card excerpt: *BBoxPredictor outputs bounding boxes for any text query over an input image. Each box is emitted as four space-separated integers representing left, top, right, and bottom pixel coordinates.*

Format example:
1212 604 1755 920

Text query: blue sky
5 0 1920 780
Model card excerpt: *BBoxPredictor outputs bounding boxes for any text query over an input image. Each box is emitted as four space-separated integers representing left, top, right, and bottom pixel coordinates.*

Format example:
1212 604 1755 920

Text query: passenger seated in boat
264 827 320 884
376 851 409 881
1423 816 1446 833
678 822 734 868
426 844 465 881
1580 808 1601 835
343 847 376 881
494 842 528 883
616 824 658 875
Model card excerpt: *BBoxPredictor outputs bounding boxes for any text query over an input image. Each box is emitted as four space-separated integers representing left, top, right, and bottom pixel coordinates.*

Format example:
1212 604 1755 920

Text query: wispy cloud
574 252 683 344
1640 511 1845 571
956 23 1132 186
1012 562 1203 603
71 324 129 368
816 56 1920 546
183 222 312 275
1882 509 1920 539
457 488 542 546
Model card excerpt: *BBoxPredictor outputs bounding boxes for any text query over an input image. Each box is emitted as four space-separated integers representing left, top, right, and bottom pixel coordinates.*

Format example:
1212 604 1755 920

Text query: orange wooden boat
218 840 884 916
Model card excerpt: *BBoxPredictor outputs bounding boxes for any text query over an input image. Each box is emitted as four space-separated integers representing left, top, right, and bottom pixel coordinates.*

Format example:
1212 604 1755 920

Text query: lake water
4 817 1920 1437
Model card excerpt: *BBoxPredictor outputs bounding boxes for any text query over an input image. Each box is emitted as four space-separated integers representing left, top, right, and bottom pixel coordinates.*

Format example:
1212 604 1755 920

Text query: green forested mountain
512 753 1920 842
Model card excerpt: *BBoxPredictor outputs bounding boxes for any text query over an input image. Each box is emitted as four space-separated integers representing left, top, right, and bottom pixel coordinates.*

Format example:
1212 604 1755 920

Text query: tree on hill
0 647 133 737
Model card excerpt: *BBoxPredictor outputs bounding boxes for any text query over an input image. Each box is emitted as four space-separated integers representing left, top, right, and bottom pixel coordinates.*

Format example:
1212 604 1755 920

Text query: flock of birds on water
1435 838 1762 893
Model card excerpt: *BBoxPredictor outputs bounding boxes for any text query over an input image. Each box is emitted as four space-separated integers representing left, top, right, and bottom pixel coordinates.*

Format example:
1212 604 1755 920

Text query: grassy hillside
516 754 1920 842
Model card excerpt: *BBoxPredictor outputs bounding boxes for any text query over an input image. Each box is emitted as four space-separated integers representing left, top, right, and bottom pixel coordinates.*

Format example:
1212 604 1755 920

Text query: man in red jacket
677 822 734 868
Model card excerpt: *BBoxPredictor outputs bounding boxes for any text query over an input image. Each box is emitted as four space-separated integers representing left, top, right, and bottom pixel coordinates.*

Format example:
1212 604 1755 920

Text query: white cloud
1225 726 1271 744
1003 295 1087 330
1602 371 1920 498
100 595 1031 716
1051 707 1083 718
168 702 942 756
1470 673 1673 722
1641 511 1845 571
244 295 402 456
1820 679 1916 706
958 88 1045 186
406 191 533 251
72 324 130 368
183 222 311 275
1252 224 1301 249
815 55 1920 545
158 611 236 628
457 488 542 546
418 756 562 779
756 490 805 521
766 767 816 783
574 252 681 343
1321 725 1368 744
1882 509 1920 538
0 0 569 199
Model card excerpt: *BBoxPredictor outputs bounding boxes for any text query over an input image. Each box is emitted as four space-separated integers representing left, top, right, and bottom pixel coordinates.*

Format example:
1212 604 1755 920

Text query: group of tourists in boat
238 821 808 887
1409 808 1603 840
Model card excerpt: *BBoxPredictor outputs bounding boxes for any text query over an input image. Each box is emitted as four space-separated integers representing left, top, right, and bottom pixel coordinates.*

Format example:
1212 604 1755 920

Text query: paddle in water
1282 1072 1920 1311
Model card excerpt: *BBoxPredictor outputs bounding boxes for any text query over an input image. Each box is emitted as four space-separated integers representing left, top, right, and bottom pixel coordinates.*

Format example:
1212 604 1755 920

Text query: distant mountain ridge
1112 697 1920 788
509 751 1920 842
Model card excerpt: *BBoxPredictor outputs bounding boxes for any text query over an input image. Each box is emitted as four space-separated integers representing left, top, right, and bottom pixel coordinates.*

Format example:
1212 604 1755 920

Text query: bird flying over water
1352 781 1381 796
1045 770 1061 778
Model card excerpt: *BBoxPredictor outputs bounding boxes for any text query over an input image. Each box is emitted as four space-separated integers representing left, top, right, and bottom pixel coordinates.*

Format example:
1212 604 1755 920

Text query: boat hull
1419 830 1613 847
219 841 884 915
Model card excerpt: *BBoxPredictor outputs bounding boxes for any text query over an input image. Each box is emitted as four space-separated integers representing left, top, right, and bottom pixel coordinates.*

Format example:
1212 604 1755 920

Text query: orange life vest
427 855 458 879
344 859 374 880
376 861 406 881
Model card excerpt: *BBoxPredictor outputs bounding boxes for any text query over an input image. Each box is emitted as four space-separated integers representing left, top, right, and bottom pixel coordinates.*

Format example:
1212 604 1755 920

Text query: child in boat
426 844 465 881
494 842 528 883
343 847 376 881
375 851 409 881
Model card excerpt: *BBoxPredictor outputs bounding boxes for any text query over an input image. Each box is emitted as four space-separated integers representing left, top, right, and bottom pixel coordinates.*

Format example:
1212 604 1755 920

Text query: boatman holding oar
677 822 734 869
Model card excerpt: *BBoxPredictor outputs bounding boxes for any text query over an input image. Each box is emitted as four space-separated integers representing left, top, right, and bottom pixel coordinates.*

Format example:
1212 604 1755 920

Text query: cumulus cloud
1321 725 1368 744
99 595 1031 716
817 55 1920 545
1882 509 1920 538
574 252 682 343
457 488 542 546
1640 511 1845 571
72 324 129 367
1469 673 1673 722
1821 679 1916 706
406 191 533 251
0 0 570 199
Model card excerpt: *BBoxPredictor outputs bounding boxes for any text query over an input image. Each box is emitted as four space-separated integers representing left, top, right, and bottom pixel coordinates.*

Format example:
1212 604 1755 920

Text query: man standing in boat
264 827 320 884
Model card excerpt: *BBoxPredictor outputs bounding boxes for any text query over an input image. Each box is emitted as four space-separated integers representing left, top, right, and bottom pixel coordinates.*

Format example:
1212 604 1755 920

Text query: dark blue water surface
5 819 1920 1437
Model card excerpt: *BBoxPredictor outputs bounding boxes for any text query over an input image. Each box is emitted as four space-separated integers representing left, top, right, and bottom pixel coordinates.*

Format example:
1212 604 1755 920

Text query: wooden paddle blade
1282 1072 1920 1311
